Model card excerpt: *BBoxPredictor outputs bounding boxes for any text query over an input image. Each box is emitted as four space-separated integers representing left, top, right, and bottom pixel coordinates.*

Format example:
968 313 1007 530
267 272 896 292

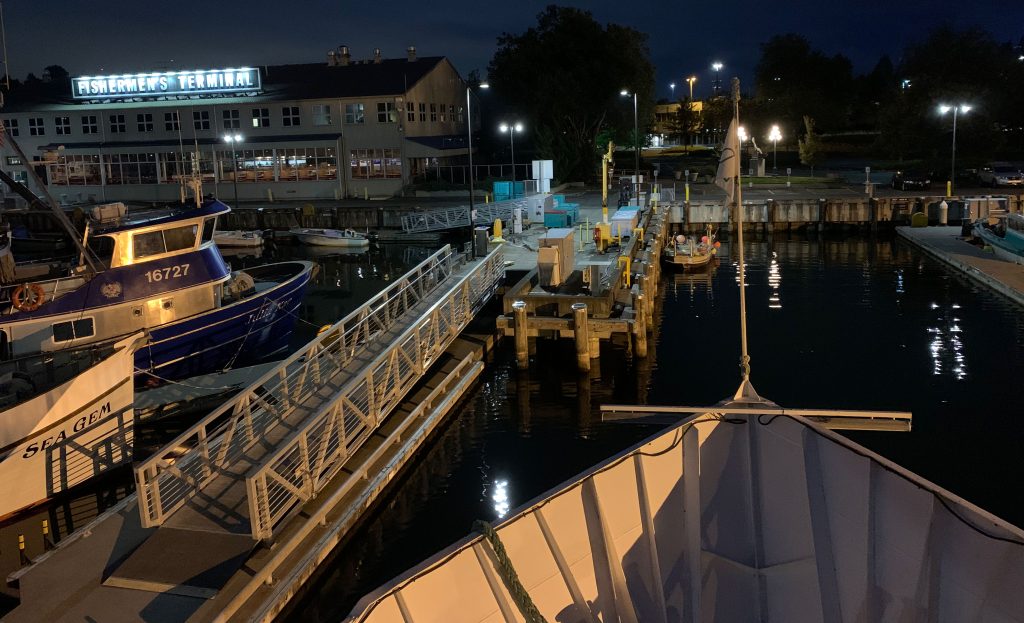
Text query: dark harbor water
284 233 1024 622
3 234 1023 619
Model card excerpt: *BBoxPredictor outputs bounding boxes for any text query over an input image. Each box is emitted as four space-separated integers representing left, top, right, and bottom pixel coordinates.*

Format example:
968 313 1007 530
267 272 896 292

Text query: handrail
245 248 505 539
134 244 460 528
401 198 529 233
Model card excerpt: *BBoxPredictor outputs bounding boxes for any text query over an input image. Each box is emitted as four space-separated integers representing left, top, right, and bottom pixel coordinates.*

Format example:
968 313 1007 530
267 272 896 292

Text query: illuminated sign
71 68 261 99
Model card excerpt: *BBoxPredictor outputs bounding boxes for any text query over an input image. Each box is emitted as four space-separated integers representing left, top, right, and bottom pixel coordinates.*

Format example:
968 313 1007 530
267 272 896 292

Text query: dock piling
572 303 591 372
513 301 528 370
634 293 648 358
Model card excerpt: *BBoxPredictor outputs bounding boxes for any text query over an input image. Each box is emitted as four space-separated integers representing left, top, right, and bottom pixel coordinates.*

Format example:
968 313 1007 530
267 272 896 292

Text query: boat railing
244 247 505 540
0 273 87 312
0 341 115 409
133 244 464 529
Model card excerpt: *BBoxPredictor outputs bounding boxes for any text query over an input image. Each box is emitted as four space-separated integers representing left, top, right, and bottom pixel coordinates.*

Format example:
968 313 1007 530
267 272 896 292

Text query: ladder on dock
133 245 505 541
400 198 528 233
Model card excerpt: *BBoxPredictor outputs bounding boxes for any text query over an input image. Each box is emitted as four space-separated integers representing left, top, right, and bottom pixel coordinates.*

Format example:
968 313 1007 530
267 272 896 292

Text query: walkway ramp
401 198 529 233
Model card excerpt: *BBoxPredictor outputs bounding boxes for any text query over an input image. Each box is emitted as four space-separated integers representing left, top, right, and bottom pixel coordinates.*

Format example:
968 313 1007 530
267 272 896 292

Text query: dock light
467 80 490 258
938 104 972 196
738 126 748 142
712 62 723 96
620 90 639 176
223 134 244 208
499 121 525 181
768 125 782 171
686 76 697 100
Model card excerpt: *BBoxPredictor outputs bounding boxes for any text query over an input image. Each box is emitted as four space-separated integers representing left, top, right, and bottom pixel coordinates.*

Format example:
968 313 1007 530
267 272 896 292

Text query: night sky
6 0 1020 98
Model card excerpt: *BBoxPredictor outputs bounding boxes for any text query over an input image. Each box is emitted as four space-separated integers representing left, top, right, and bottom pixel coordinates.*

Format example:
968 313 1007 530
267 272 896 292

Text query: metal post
231 145 239 208
572 303 590 372
951 107 958 197
513 301 528 370
467 87 476 258
632 93 639 181
509 129 516 182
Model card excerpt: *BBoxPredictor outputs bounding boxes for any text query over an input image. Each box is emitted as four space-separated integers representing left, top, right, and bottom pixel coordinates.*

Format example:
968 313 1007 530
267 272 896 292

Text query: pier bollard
589 336 600 359
634 293 648 358
572 303 591 372
513 301 529 370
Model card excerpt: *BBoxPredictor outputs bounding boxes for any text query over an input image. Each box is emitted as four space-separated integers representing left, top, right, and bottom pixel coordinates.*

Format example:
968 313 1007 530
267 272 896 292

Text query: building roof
0 56 454 113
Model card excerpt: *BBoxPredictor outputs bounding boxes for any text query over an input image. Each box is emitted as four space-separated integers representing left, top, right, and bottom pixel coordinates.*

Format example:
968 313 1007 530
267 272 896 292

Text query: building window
103 153 158 185
429 104 437 122
350 148 402 179
81 115 98 134
458 106 464 124
277 147 337 182
218 148 274 183
448 105 455 123
109 114 126 134
161 150 213 183
48 154 101 186
29 118 44 136
376 102 397 123
55 116 71 135
419 103 426 122
164 112 179 131
3 119 18 136
282 106 300 127
137 113 154 132
344 103 364 124
312 104 332 126
6 156 21 165
251 108 270 128
193 110 210 130
439 104 447 123
222 109 240 129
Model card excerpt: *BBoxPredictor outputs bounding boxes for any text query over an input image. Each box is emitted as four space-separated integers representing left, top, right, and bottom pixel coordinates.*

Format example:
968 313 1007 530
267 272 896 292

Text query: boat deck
897 225 1024 307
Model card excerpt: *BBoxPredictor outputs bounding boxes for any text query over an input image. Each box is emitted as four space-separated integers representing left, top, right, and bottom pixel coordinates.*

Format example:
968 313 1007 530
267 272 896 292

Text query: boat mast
732 77 757 401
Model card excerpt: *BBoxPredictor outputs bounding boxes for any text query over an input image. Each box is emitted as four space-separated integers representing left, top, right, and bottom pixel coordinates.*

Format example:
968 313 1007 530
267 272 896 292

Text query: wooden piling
634 293 648 358
513 301 528 370
572 303 590 372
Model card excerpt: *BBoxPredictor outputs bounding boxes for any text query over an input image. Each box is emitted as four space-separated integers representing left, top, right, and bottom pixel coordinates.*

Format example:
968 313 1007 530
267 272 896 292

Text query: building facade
0 46 471 203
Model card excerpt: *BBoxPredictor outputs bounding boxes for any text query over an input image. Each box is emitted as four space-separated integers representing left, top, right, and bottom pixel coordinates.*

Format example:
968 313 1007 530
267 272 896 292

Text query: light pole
466 81 489 258
938 104 971 196
768 125 782 172
223 133 242 207
670 82 675 99
686 75 696 100
499 121 524 181
712 61 723 97
620 89 639 178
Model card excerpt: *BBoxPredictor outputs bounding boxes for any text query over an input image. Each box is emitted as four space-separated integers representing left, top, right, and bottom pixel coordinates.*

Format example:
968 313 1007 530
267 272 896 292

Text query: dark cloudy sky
4 0 1020 98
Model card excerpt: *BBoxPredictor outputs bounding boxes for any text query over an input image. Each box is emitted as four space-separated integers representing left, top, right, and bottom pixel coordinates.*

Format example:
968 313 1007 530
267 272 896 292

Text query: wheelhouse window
52 318 95 343
282 106 300 127
86 234 115 268
55 116 71 135
201 217 216 243
133 224 198 259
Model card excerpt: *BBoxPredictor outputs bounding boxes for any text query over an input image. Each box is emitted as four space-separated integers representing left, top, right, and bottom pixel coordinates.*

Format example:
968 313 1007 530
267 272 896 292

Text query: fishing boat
0 332 142 519
213 229 264 248
973 213 1024 265
290 227 370 247
662 226 719 270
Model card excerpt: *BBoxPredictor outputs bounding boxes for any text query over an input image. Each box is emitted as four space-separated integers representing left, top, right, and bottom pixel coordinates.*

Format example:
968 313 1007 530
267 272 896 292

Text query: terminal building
0 46 471 203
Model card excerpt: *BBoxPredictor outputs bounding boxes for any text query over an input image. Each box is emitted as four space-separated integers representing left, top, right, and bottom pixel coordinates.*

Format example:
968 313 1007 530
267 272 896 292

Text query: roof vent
373 48 382 64
340 46 351 67
327 50 338 66
407 46 417 62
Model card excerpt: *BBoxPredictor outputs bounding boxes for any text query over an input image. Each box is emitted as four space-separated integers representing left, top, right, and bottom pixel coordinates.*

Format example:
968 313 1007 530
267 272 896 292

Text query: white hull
346 402 1024 622
291 228 370 247
0 334 139 518
214 230 264 247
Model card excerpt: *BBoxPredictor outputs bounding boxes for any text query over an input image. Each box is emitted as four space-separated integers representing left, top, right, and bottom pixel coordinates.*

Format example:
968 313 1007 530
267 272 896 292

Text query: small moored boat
213 229 264 248
290 227 370 247
662 226 719 270
973 212 1024 265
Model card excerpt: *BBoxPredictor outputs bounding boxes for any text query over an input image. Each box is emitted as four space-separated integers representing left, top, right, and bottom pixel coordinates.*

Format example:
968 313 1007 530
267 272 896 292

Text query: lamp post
768 125 782 172
670 82 675 99
686 75 696 100
938 104 971 196
499 121 524 181
223 133 242 207
712 61 723 97
466 81 489 258
620 89 639 178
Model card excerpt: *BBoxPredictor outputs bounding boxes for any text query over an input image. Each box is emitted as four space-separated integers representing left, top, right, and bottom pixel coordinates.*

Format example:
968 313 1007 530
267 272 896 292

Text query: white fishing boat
0 332 142 519
213 229 264 248
290 227 370 247
344 81 1024 623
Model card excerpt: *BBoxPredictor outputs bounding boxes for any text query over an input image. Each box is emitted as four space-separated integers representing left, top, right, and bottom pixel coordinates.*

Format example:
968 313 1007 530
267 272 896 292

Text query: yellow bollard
492 219 505 242
946 180 952 198
685 183 690 202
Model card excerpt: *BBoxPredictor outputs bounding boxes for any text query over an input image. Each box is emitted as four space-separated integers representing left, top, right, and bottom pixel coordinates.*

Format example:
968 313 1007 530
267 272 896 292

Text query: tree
487 5 655 181
43 65 69 83
798 116 824 176
668 98 701 144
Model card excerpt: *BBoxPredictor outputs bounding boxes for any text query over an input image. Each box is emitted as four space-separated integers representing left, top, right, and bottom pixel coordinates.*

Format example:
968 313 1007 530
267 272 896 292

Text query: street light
938 104 972 195
670 82 676 99
620 89 639 178
223 134 243 207
712 61 723 96
686 75 696 100
499 121 524 181
768 125 782 172
466 81 489 258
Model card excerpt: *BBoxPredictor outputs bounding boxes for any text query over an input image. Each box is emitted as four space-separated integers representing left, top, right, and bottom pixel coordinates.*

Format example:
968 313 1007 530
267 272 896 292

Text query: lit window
377 102 397 123
312 104 332 126
251 108 270 128
344 103 364 124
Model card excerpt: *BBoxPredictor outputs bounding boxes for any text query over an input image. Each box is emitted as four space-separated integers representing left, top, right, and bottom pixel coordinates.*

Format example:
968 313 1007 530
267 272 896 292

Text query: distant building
651 100 704 147
0 46 471 203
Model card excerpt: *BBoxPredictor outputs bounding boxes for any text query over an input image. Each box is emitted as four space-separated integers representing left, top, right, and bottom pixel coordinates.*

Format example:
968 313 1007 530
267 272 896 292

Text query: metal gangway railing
401 198 528 233
246 248 505 539
134 244 465 528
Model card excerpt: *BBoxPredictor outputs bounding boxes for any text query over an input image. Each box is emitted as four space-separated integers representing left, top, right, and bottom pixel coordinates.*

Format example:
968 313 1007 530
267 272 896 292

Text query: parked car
890 170 932 191
978 164 1024 187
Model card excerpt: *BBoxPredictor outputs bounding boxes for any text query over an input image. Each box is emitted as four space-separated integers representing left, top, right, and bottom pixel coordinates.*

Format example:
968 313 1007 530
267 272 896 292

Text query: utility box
474 226 489 256
609 207 639 238
537 246 561 287
538 227 575 286
531 160 554 192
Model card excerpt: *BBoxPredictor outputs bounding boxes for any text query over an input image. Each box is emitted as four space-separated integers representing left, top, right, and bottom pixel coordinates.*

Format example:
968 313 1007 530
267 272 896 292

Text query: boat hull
292 228 370 247
214 231 264 248
0 335 138 519
973 223 1024 265
135 261 314 382
661 251 713 270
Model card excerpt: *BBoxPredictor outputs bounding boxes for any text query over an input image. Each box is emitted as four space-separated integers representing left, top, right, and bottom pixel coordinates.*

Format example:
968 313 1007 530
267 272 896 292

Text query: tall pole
951 107 958 196
773 139 777 171
231 144 239 207
632 92 639 178
732 77 751 387
509 129 515 182
466 86 475 257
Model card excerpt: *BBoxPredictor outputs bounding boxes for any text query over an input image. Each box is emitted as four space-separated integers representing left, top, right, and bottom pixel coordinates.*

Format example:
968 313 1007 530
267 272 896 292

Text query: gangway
133 244 505 539
400 197 528 233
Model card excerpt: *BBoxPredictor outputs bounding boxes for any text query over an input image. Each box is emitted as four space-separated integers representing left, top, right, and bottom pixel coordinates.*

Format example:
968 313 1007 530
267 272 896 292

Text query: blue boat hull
134 261 314 383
